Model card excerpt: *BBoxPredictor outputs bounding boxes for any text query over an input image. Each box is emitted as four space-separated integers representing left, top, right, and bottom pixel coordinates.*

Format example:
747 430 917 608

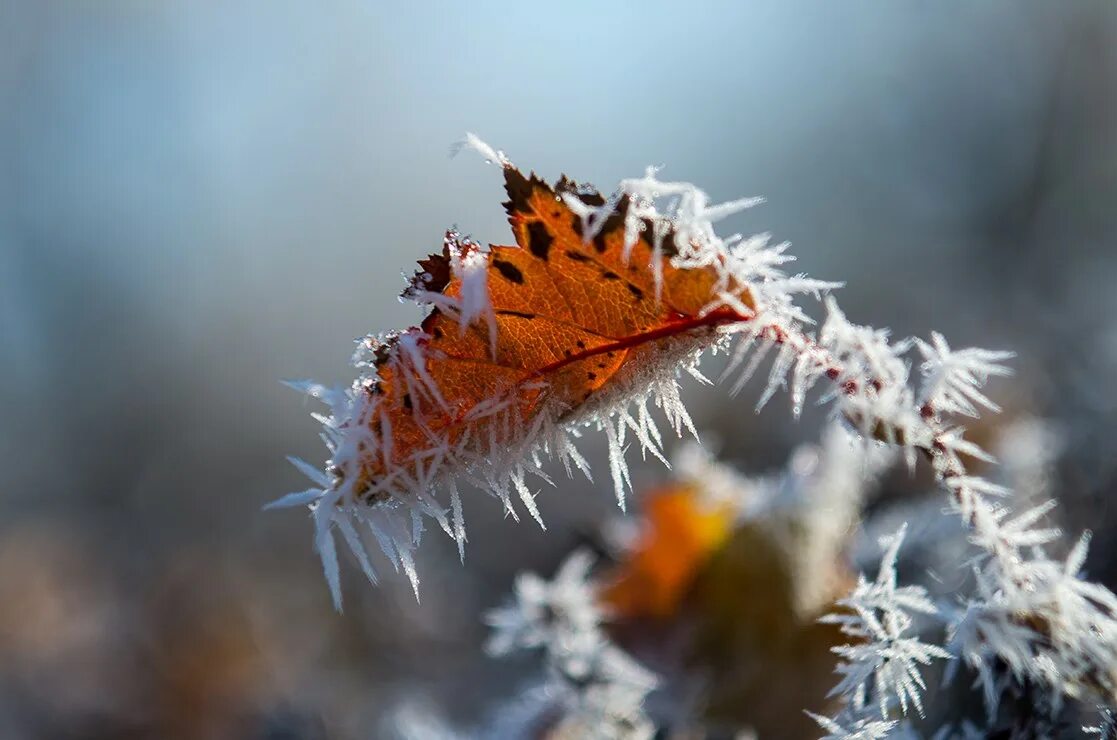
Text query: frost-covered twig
484 551 659 739
806 712 897 740
606 160 1117 715
278 136 1117 717
813 526 949 736
1085 707 1117 738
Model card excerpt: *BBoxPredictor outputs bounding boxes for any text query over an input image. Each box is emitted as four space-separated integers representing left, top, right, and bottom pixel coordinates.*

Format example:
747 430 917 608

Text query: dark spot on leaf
565 249 590 262
591 195 627 252
587 372 597 380
492 259 524 284
571 214 584 238
602 271 619 280
576 340 587 349
528 221 553 260
402 393 412 410
627 284 644 301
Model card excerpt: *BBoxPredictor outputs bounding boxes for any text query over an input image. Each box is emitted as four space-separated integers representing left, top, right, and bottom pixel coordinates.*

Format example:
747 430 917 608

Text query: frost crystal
915 332 1014 417
485 551 659 739
484 549 601 662
1085 707 1117 738
806 712 897 740
820 525 949 726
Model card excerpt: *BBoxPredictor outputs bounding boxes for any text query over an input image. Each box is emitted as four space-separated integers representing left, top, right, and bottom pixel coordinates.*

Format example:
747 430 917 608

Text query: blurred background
2 1 1116 738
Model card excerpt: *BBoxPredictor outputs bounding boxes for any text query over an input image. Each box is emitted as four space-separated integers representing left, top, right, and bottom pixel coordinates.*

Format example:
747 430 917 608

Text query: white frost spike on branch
484 549 601 659
820 524 949 722
805 712 896 740
484 551 659 738
916 331 1014 417
1084 707 1117 737
451 132 510 167
453 236 498 354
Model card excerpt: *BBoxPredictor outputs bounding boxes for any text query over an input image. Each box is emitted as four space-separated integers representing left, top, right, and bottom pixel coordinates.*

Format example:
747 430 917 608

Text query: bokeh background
2 1 1117 738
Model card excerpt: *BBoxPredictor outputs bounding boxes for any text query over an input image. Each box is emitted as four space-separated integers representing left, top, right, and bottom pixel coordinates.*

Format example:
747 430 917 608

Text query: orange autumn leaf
280 152 775 607
602 484 734 619
346 166 755 505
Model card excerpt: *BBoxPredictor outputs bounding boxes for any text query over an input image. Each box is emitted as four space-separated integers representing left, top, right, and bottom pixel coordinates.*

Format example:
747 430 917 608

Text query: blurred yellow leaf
602 484 734 620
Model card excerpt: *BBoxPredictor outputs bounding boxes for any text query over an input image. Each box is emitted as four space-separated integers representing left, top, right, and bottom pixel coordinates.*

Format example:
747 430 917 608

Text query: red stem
526 308 749 381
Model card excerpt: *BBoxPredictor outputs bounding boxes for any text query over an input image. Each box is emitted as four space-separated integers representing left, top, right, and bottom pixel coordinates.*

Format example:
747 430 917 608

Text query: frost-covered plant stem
811 525 949 737
597 167 1117 717
484 551 659 739
280 135 1117 716
727 305 1117 713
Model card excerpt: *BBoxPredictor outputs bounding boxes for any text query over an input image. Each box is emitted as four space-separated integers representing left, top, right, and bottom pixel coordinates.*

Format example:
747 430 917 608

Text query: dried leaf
346 166 754 503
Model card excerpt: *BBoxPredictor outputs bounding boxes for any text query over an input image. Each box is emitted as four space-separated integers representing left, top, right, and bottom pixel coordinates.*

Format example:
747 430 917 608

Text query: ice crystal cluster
484 551 659 739
279 136 1117 736
811 526 950 736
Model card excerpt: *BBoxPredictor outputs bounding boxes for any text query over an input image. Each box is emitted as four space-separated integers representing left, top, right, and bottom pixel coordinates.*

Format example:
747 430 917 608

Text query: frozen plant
275 136 832 607
484 550 659 739
947 525 1117 717
805 713 896 740
385 700 467 740
1085 707 1117 738
484 549 602 666
815 525 950 731
277 136 1117 725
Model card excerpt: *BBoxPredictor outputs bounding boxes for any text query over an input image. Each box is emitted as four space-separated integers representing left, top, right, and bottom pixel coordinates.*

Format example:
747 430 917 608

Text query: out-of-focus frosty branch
1084 707 1117 738
812 526 949 735
805 713 897 740
611 164 1117 721
484 551 659 740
